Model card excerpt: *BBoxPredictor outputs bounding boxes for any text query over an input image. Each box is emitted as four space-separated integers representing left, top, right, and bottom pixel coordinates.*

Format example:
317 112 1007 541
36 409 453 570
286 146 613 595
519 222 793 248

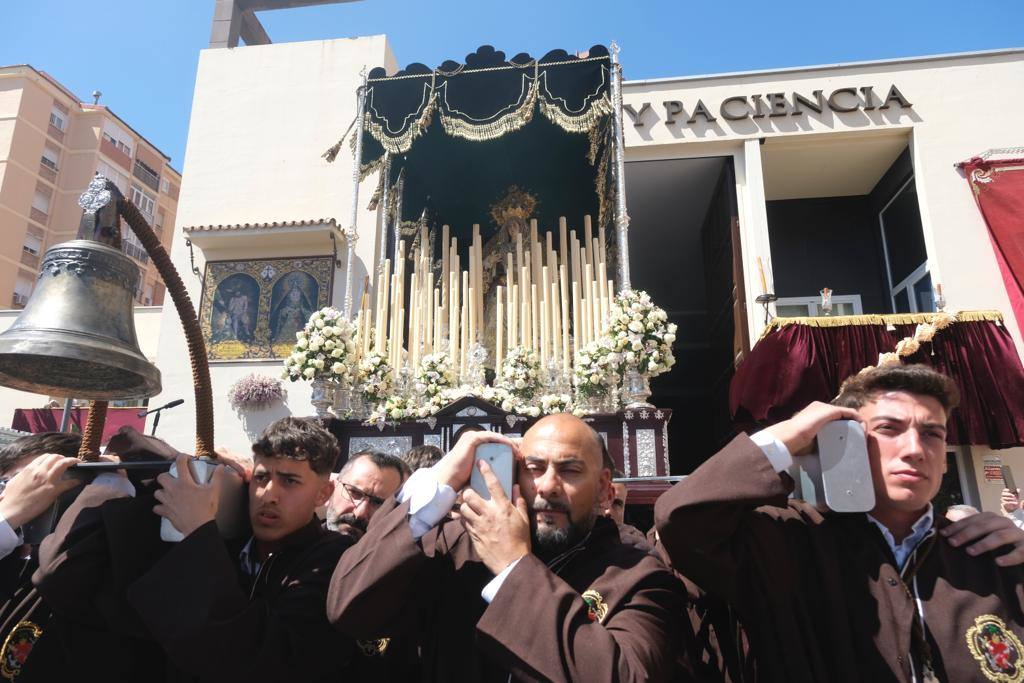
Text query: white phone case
817 420 876 513
470 443 514 501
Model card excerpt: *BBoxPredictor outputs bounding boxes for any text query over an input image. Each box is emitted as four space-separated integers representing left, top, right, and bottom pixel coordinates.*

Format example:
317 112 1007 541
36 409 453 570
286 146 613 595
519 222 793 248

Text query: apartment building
0 64 180 309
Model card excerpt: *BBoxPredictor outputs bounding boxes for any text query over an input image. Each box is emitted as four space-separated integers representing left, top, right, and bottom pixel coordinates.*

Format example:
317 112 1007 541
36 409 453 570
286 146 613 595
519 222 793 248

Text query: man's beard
328 512 367 539
529 498 597 561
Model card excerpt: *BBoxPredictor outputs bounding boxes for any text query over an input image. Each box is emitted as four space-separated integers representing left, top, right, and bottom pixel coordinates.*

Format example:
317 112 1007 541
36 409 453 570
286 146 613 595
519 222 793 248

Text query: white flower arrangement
497 346 540 400
413 352 455 398
606 290 677 378
539 393 573 414
355 350 392 405
282 307 357 383
366 395 411 424
573 337 622 398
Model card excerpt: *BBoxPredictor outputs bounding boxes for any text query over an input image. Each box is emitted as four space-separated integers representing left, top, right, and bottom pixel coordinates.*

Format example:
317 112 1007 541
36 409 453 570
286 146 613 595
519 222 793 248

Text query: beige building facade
0 64 181 310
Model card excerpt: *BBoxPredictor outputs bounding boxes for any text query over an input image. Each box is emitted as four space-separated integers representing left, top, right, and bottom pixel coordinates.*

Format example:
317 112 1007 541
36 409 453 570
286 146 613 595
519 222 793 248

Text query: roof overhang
182 218 342 252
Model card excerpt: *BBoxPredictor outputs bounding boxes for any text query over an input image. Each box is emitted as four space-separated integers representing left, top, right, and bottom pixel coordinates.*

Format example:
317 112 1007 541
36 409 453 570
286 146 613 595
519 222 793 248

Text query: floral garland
539 393 574 414
356 350 392 405
574 337 622 398
282 307 357 382
874 311 955 368
496 346 541 400
606 290 677 377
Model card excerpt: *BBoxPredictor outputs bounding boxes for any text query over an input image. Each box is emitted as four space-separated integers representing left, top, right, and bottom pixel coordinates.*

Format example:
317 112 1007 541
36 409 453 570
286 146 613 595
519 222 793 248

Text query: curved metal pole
609 42 632 293
344 69 369 318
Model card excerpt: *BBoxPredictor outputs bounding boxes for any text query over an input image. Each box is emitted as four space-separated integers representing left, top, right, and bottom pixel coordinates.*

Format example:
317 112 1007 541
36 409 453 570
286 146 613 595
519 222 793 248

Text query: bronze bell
0 176 161 399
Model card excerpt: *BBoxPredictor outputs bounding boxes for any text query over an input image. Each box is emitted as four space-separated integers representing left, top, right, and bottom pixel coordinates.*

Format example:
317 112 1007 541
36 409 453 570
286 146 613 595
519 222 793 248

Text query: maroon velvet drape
730 319 1024 447
11 407 145 446
960 156 1024 336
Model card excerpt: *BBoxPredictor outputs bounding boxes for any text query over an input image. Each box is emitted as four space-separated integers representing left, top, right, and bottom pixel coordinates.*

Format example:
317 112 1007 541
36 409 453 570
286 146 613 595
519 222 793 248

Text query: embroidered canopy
325 44 616 257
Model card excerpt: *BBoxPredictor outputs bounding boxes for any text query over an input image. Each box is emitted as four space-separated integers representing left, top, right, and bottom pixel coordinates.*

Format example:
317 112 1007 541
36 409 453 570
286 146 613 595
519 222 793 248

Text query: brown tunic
655 434 1024 683
327 498 688 682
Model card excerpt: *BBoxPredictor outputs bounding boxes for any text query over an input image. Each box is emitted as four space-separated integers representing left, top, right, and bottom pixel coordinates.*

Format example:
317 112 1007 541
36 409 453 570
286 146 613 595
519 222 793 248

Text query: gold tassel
539 92 612 134
439 78 539 142
363 90 438 156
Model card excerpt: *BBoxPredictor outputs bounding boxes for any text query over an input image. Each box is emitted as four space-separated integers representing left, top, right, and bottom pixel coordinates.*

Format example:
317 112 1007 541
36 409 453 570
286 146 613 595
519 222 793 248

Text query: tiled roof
183 218 338 232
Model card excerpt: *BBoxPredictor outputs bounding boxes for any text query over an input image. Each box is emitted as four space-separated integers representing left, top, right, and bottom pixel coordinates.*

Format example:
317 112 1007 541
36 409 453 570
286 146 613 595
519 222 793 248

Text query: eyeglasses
339 483 385 509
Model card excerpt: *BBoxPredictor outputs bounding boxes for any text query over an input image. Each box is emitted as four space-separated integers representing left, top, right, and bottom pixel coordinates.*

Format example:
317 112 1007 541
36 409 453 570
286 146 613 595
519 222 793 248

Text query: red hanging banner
959 154 1024 335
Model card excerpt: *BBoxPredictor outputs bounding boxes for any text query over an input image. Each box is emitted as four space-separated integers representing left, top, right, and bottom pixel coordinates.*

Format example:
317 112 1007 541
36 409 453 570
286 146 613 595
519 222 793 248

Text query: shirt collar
238 536 260 576
866 504 934 568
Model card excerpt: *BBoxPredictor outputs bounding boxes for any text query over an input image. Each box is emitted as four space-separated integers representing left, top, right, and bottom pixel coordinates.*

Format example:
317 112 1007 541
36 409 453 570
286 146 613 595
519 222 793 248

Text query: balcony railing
133 160 160 192
20 250 39 269
123 241 150 264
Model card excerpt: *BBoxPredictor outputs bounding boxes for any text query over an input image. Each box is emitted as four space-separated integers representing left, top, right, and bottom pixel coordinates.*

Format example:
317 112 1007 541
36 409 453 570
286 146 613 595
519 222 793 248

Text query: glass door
879 176 933 313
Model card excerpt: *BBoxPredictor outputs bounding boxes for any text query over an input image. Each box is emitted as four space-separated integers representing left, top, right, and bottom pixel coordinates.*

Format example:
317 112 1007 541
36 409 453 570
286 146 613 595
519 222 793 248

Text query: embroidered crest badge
582 589 609 624
966 614 1024 682
356 638 391 658
0 620 42 680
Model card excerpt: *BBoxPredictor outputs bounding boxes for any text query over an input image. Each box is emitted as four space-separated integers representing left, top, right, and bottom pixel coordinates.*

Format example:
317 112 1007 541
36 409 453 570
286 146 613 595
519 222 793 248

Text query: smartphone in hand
470 442 514 501
817 420 875 513
1003 465 1017 494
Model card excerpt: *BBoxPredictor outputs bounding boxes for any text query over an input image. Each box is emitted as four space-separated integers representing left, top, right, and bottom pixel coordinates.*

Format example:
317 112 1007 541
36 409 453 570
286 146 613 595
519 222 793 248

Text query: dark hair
403 444 442 473
251 417 339 476
343 450 411 482
0 432 81 475
834 364 960 413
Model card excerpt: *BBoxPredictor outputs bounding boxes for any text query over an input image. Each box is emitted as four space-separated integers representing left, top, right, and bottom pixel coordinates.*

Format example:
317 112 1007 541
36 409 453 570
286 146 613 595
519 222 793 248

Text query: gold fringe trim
762 310 1004 337
540 92 612 134
439 79 538 142
363 90 437 156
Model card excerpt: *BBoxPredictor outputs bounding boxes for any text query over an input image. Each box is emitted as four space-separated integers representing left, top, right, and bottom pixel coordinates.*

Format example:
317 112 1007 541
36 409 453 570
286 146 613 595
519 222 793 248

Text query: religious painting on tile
199 256 333 360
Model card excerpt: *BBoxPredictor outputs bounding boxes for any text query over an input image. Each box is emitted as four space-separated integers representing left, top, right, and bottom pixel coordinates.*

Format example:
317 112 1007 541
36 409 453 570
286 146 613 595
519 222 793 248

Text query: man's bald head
522 414 606 470
518 413 613 560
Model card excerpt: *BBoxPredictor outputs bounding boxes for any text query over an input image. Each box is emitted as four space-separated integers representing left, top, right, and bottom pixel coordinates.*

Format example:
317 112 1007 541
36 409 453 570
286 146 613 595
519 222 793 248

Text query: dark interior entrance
625 157 747 474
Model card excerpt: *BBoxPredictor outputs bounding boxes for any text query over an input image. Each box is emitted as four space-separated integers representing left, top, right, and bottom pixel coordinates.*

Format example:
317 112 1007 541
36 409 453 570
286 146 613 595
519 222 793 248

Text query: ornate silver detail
662 420 670 475
78 174 113 214
423 434 442 448
655 410 664 420
506 414 518 429
349 436 412 457
624 410 634 420
636 428 657 477
639 409 650 420
622 422 631 477
456 406 486 417
424 416 438 430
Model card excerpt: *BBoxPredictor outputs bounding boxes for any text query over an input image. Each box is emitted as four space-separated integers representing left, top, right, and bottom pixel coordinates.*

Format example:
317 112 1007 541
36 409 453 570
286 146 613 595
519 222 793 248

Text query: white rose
331 348 342 358
314 318 325 329
314 359 325 370
589 373 601 384
297 338 309 349
631 340 642 351
302 367 316 379
664 333 676 343
332 362 345 374
324 339 336 350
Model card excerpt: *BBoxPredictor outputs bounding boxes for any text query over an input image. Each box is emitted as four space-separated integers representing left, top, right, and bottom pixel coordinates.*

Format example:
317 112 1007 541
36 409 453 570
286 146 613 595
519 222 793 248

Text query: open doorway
761 130 933 316
626 156 746 474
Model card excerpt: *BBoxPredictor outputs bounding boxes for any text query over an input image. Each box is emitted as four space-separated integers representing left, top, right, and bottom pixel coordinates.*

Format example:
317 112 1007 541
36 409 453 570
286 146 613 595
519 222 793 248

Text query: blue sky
2 1 1021 167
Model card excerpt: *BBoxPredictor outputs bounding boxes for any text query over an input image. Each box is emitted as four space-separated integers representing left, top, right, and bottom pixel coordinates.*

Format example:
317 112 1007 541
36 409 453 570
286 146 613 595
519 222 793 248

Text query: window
40 147 60 172
22 234 43 257
97 161 129 194
775 294 864 318
130 184 156 219
31 190 51 215
123 227 149 264
49 107 66 131
101 120 132 156
133 159 160 191
160 178 170 194
13 275 34 307
879 176 933 313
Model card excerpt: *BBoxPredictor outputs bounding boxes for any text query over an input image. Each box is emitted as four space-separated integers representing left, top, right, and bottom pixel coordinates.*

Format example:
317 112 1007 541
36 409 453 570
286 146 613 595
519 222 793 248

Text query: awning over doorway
729 311 1024 447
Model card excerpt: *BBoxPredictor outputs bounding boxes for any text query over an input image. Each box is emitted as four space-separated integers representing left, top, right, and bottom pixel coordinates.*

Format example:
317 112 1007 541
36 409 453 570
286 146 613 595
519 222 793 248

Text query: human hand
215 446 253 483
765 401 862 457
943 511 1024 567
460 460 530 575
1001 488 1021 514
0 454 81 528
153 455 225 538
433 431 519 491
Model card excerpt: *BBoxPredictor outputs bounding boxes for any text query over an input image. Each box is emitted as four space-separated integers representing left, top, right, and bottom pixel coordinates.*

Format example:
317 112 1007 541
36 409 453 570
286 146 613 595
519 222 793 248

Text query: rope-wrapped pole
345 70 369 318
77 400 108 461
118 200 214 458
609 42 632 294
376 153 392 281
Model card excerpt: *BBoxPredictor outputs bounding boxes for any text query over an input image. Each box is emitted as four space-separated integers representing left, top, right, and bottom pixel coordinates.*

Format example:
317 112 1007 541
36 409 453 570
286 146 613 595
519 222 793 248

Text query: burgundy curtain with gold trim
730 317 1024 447
960 156 1024 335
